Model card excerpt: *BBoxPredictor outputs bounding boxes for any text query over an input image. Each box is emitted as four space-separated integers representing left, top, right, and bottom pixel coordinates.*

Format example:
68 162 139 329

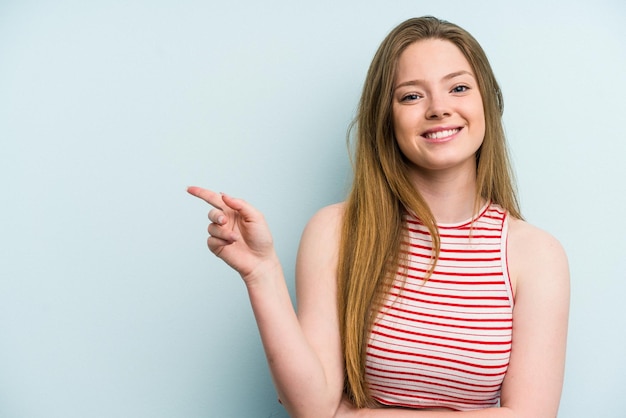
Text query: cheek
391 112 411 153
476 111 486 138
472 101 486 139
391 108 414 138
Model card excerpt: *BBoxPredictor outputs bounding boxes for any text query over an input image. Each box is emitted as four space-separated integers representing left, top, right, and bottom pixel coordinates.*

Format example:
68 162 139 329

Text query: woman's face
392 39 485 177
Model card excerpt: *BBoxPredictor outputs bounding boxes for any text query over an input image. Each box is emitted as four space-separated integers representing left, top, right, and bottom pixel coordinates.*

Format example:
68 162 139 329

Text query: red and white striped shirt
365 203 514 411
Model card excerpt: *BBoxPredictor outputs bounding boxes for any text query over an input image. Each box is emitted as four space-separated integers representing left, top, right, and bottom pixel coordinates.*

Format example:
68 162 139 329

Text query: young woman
188 16 569 417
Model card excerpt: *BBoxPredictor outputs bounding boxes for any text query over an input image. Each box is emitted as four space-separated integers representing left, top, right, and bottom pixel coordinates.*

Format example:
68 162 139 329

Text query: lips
423 128 461 140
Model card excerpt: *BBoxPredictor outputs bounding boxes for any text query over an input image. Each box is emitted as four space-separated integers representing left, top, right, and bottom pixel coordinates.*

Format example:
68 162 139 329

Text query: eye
400 93 421 102
451 85 470 93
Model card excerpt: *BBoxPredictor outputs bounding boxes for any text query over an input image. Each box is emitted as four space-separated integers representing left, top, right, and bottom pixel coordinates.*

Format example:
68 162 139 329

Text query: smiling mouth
423 128 460 140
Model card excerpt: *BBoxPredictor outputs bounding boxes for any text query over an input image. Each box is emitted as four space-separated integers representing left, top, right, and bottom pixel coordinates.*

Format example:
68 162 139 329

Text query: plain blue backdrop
1 0 625 417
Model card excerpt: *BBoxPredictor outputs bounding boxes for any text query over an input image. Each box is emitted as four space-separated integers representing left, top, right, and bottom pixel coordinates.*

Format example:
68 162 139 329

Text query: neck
409 166 482 224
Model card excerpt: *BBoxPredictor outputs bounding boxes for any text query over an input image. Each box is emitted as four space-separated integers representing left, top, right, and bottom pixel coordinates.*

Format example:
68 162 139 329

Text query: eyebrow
393 70 475 91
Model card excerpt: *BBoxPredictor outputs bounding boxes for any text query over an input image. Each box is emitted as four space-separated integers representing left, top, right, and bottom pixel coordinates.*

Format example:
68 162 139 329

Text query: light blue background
1 1 625 417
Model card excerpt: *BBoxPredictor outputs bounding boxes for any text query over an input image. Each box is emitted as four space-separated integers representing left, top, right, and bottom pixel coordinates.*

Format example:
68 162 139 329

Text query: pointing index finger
187 186 224 210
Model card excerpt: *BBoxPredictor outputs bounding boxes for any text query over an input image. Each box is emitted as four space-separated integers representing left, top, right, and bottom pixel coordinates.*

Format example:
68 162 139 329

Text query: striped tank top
365 203 514 411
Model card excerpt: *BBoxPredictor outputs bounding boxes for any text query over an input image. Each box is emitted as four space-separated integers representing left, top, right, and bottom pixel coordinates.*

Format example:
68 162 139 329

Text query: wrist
241 254 283 290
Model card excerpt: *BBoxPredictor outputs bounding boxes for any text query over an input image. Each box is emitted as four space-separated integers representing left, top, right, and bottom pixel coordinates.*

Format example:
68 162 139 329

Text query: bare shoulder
304 202 345 233
507 217 570 295
296 202 345 288
507 218 568 266
297 202 345 260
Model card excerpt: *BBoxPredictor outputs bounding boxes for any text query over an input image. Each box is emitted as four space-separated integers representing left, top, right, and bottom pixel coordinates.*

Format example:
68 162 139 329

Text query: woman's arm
188 187 345 418
335 219 570 418
498 219 570 416
293 203 346 414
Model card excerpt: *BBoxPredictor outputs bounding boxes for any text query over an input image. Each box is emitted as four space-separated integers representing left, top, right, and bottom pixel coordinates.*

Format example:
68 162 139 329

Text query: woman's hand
187 186 278 285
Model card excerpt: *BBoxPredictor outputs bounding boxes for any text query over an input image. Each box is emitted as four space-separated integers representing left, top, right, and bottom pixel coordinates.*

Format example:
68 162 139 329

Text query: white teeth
425 128 459 139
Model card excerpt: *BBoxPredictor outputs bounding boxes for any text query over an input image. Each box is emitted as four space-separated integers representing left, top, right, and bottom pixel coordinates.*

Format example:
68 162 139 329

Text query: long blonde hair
337 16 522 407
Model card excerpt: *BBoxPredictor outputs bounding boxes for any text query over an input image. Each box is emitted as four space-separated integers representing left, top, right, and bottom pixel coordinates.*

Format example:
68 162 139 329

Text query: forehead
395 39 474 81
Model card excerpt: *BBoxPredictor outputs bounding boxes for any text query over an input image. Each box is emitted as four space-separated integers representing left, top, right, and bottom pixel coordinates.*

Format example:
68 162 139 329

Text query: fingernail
217 215 225 224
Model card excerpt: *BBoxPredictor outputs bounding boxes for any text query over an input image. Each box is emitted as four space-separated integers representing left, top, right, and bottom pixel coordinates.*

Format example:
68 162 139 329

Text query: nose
426 93 451 119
